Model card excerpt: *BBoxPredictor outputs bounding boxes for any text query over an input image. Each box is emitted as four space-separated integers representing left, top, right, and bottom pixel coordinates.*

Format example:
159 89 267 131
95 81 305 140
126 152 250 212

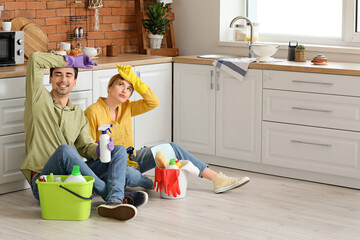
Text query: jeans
133 142 208 179
30 144 127 204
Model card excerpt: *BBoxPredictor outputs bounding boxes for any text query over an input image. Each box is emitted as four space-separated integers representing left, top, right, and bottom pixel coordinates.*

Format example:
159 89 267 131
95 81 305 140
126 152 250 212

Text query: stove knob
17 49 24 55
17 39 24 45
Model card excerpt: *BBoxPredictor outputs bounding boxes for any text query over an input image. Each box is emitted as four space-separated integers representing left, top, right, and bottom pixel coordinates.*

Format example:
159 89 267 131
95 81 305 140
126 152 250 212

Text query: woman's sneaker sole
215 177 250 194
97 203 137 221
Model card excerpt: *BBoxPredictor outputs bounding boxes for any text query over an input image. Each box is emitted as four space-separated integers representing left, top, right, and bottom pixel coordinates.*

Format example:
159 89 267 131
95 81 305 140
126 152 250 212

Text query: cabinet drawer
0 133 26 184
0 77 26 100
263 89 360 131
43 70 92 92
0 98 25 136
262 122 360 178
263 70 360 97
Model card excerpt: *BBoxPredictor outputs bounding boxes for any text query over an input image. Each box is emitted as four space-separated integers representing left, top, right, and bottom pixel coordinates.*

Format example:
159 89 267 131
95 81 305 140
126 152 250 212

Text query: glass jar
233 24 247 41
246 22 259 42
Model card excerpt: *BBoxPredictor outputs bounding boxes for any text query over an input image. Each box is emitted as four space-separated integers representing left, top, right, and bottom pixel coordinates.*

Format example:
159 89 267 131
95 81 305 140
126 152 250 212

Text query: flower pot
295 49 306 62
2 22 12 31
148 34 163 49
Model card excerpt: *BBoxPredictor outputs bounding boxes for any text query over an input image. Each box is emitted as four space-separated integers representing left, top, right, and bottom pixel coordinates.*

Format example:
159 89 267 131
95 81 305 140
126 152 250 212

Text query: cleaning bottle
166 159 179 169
64 165 86 182
98 124 113 163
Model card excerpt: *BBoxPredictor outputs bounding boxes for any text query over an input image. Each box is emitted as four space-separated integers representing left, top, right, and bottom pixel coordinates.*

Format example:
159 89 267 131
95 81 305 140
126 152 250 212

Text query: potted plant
2 19 12 31
143 1 171 49
295 44 306 62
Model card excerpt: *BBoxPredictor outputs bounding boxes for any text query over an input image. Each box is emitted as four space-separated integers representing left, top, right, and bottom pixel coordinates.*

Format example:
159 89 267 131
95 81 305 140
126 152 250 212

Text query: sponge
155 151 168 169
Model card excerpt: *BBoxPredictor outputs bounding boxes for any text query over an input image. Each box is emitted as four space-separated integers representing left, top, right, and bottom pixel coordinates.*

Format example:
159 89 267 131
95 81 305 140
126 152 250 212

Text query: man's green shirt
20 52 98 183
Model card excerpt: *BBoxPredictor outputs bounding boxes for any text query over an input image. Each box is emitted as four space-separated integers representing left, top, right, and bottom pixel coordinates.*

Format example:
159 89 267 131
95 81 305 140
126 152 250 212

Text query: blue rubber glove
64 54 97 69
96 137 115 157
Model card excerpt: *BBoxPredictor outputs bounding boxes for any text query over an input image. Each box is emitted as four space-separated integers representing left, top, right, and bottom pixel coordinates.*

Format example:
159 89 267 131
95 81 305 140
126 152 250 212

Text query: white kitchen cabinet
0 72 93 194
133 63 172 149
174 64 215 154
263 121 360 178
92 68 118 102
174 63 262 165
69 91 93 111
263 70 360 188
92 63 172 150
0 133 26 184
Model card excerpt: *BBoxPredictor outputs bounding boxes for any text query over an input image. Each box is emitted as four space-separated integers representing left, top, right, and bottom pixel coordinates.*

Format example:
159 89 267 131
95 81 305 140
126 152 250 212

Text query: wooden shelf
135 0 179 56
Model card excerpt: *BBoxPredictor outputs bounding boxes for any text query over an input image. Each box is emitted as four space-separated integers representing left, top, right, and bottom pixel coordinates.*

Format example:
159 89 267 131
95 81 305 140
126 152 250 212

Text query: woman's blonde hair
107 74 134 94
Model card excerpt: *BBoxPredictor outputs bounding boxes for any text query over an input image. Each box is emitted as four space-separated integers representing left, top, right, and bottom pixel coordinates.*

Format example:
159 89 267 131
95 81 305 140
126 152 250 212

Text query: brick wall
0 0 142 55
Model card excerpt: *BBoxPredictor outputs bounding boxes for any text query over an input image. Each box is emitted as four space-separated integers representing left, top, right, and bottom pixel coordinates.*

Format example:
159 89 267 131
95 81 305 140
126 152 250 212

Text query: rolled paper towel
179 160 200 177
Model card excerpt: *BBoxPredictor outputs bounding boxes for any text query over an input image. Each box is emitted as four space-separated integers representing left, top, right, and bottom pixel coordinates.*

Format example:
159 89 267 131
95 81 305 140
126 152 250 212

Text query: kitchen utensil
83 47 101 58
287 41 298 61
88 0 103 31
57 42 71 51
106 45 118 57
21 23 48 59
250 43 279 62
11 17 31 31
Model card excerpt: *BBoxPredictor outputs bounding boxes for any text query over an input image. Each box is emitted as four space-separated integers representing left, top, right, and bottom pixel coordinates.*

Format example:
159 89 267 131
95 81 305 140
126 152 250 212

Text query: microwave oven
0 31 24 67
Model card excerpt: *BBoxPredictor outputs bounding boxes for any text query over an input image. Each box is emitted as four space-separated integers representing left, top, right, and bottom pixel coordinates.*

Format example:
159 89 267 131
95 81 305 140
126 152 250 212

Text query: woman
84 65 250 193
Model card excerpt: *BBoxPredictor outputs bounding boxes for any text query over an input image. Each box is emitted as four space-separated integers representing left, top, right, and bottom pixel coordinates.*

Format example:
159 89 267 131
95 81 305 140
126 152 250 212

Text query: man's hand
64 54 97 69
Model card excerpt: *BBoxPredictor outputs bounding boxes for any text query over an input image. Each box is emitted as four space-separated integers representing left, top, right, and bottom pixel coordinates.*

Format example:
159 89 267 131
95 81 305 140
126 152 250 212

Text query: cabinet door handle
291 140 332 148
292 107 333 114
292 80 334 86
210 70 214 90
136 71 140 78
215 70 220 91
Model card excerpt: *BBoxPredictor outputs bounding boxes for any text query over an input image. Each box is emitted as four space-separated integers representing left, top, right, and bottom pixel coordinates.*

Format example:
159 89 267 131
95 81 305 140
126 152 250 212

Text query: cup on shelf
57 42 71 51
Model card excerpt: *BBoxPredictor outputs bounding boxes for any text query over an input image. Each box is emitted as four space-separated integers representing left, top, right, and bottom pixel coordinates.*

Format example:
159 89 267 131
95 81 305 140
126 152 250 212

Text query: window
248 0 342 38
220 0 360 46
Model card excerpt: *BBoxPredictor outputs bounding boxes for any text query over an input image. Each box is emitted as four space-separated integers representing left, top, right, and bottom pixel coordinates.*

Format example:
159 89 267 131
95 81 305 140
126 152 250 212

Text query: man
20 52 146 221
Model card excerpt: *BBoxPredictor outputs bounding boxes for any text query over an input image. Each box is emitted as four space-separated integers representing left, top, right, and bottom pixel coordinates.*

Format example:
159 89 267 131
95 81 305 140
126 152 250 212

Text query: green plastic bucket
36 175 95 221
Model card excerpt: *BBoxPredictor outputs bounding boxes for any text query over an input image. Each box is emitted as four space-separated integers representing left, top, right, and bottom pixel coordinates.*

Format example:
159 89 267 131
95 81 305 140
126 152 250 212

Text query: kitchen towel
212 57 256 81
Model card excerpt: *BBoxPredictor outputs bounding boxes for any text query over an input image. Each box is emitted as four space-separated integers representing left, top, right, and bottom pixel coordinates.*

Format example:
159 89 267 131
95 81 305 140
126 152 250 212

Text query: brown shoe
97 203 137 221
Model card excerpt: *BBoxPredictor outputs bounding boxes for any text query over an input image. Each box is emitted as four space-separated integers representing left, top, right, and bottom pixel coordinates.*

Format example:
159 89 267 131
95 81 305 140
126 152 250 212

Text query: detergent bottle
98 124 113 163
166 159 179 169
64 165 86 182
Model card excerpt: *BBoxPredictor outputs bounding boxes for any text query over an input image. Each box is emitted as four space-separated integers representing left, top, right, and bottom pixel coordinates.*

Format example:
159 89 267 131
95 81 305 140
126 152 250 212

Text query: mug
106 45 119 57
57 42 71 51
83 47 101 58
50 50 68 56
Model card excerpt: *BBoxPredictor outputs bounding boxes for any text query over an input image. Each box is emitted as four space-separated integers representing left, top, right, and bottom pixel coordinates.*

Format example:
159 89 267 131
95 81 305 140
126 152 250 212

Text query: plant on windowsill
295 44 306 62
143 1 171 49
2 19 12 32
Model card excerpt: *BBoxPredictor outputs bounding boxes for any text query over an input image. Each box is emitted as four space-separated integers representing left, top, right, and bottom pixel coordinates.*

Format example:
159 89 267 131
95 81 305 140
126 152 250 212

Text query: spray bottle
98 124 113 163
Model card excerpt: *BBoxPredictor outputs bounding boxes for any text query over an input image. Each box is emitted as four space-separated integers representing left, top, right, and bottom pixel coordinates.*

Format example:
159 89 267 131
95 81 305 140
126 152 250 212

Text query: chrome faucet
229 16 255 58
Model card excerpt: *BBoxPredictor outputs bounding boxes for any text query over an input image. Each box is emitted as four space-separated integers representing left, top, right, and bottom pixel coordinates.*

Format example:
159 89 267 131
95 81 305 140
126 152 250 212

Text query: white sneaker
212 172 250 194
97 203 137 221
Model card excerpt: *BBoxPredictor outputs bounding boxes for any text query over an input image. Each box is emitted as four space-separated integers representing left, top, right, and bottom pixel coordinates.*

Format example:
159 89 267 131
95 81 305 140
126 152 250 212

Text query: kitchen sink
197 54 239 59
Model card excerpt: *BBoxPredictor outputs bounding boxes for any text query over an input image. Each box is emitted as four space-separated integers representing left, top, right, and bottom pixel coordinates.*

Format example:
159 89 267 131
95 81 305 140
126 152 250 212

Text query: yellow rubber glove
117 64 149 95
